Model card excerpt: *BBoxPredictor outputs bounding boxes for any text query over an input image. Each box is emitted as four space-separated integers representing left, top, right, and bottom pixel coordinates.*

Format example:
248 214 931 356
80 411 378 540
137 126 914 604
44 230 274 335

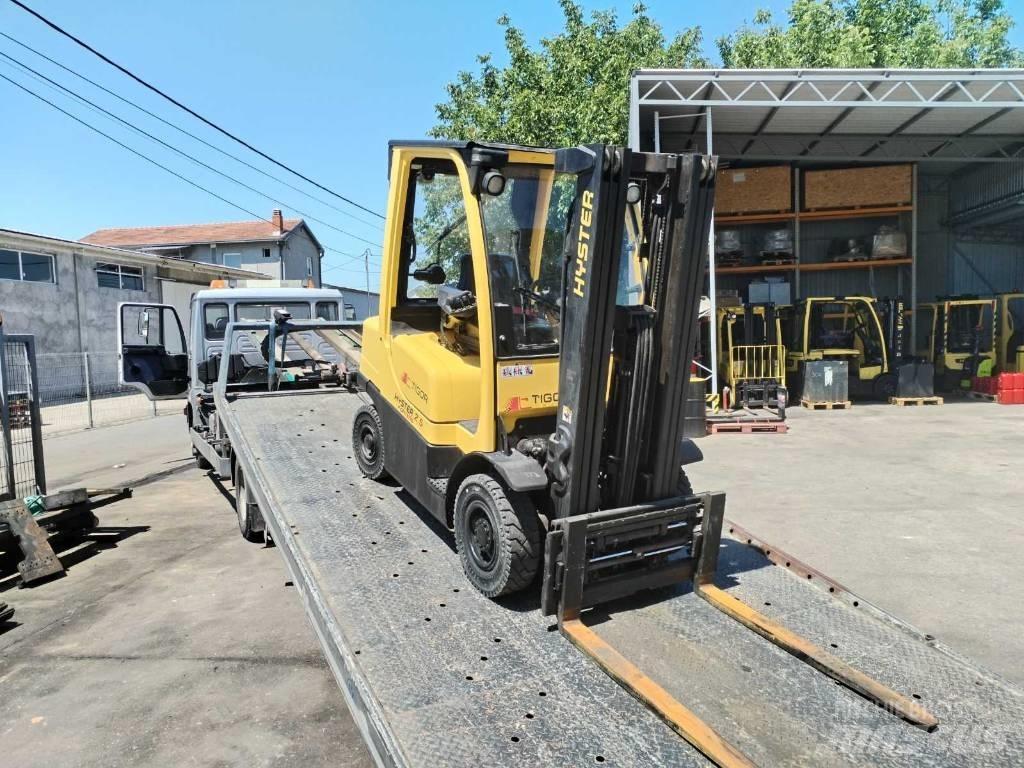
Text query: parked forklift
995 291 1024 373
915 296 997 390
714 301 787 414
785 296 896 400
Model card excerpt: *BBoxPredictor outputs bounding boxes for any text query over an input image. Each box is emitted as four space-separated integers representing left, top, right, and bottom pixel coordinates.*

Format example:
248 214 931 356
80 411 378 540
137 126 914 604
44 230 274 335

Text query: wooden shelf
716 263 797 275
715 205 912 225
797 205 913 221
798 257 912 272
715 257 911 276
716 212 796 225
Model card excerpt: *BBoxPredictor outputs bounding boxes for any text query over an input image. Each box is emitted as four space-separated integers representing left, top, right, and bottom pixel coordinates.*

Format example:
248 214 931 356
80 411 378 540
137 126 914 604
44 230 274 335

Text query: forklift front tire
352 405 390 481
235 468 264 543
453 474 540 598
873 373 898 401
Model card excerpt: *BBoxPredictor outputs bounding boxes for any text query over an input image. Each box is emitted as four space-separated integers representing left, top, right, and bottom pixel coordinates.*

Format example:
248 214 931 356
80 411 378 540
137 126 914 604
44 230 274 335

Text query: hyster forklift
915 296 997 390
785 295 896 400
996 291 1024 373
352 140 935 762
713 302 787 413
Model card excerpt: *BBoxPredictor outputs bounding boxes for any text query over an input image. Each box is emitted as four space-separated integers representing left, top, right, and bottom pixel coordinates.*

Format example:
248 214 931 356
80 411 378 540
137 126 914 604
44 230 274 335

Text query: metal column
706 108 718 399
910 164 919 345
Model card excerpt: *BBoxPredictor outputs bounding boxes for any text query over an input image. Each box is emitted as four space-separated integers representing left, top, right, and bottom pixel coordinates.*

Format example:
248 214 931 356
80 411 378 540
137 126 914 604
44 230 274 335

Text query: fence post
83 352 94 429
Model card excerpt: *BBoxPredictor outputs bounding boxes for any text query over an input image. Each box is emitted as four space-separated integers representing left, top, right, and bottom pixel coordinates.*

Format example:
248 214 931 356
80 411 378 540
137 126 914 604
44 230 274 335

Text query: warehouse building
630 69 1024 399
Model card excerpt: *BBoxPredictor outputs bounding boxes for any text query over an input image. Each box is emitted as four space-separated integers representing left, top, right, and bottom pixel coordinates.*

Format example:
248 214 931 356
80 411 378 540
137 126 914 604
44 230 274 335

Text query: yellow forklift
785 296 896 400
714 301 787 414
915 296 997 390
995 292 1024 373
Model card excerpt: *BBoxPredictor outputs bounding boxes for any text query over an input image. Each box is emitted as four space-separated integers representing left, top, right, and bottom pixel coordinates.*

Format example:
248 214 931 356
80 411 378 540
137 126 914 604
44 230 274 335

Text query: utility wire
8 0 385 219
0 31 381 232
0 70 364 261
0 48 382 249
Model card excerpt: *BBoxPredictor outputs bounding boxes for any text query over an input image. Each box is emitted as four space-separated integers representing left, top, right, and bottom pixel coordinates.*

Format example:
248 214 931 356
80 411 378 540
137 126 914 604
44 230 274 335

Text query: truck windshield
480 165 572 356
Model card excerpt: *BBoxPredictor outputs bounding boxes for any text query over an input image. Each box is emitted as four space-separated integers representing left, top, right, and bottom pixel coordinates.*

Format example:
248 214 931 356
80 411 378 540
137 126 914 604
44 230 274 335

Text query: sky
1 0 1022 291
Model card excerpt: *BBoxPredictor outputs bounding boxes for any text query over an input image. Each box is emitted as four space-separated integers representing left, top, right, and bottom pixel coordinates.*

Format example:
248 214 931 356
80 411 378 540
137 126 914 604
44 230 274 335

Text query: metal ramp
223 390 1024 768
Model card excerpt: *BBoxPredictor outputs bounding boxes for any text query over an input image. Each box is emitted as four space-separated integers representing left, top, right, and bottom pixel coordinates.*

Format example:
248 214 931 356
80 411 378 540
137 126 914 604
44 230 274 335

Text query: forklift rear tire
352 405 390 481
873 373 898 401
235 468 263 543
453 474 540 598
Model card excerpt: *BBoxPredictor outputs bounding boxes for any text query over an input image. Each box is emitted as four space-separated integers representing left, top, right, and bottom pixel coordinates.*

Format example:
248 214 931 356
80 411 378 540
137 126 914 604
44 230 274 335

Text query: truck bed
222 388 1023 767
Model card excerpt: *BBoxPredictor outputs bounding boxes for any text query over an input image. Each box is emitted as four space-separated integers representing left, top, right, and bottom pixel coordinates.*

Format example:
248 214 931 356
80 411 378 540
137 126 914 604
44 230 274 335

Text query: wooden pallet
889 396 944 406
800 399 852 410
831 255 870 263
707 421 789 434
760 257 797 266
967 391 997 402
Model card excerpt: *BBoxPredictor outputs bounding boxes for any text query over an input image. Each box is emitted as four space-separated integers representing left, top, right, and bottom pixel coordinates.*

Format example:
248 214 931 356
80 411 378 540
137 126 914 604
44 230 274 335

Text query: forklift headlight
626 183 642 205
481 170 506 197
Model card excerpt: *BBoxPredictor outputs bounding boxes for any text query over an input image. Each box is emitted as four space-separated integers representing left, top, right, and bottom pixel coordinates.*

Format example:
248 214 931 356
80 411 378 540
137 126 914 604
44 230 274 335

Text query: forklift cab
787 296 894 399
916 297 996 389
996 293 1024 373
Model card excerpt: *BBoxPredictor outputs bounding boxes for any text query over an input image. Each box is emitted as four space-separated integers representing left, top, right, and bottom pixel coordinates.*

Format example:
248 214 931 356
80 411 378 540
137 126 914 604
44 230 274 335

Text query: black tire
453 474 540 598
193 446 213 471
873 372 898 401
678 469 694 498
235 469 263 543
352 405 391 481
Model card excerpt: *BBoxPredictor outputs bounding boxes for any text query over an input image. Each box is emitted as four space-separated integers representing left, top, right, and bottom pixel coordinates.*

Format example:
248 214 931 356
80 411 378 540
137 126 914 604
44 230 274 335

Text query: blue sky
0 0 1021 289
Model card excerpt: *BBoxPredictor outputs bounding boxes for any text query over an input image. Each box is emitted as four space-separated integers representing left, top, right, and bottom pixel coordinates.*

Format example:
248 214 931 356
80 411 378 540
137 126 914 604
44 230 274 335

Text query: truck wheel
193 447 213 471
352 405 390 481
453 474 540 598
235 469 263 543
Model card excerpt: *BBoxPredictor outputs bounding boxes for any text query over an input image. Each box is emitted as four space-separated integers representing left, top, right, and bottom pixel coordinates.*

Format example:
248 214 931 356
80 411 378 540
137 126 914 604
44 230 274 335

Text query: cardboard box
716 166 792 215
803 165 912 210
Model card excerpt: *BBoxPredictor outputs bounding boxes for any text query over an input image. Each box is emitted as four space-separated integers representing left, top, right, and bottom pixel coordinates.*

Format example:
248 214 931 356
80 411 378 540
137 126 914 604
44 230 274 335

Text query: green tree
718 0 1023 69
432 0 709 147
433 0 1023 146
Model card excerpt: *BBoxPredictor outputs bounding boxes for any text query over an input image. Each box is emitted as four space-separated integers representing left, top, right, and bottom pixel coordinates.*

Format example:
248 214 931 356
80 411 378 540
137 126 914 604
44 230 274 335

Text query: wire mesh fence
34 352 179 438
1 337 45 499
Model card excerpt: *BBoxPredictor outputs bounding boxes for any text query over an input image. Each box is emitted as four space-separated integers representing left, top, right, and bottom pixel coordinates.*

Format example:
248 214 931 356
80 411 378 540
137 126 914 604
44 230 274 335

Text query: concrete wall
282 228 322 285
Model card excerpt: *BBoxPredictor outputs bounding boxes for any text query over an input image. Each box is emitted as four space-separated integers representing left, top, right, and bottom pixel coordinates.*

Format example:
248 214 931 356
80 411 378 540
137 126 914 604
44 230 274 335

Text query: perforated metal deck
224 389 1023 767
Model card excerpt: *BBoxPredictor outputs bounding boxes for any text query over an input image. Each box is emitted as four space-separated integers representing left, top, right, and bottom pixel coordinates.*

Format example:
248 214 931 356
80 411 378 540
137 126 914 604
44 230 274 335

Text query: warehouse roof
630 68 1024 164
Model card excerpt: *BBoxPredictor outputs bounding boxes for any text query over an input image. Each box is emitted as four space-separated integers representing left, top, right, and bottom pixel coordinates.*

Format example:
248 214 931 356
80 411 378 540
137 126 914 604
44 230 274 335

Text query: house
322 283 380 321
0 227 266 388
81 209 324 287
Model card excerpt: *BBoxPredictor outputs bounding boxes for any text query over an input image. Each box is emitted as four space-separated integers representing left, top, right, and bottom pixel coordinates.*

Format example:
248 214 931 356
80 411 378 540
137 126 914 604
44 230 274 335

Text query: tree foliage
718 0 1022 69
432 0 709 146
432 0 1023 146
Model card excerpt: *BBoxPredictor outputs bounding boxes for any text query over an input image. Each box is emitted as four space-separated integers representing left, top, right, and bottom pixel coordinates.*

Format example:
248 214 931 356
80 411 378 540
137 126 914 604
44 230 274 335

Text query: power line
0 31 382 232
0 70 361 262
8 0 385 220
0 47 383 249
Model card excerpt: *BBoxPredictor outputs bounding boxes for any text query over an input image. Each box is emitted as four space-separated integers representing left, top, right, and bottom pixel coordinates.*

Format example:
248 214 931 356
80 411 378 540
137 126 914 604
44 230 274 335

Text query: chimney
271 209 284 234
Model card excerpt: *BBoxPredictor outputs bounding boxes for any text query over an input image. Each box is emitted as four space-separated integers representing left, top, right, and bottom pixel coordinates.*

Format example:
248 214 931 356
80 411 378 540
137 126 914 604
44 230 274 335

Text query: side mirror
197 355 220 385
412 263 447 285
138 308 151 340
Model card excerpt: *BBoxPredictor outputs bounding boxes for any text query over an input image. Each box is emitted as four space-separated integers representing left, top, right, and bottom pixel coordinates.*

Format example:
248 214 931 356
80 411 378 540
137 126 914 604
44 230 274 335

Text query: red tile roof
81 218 303 248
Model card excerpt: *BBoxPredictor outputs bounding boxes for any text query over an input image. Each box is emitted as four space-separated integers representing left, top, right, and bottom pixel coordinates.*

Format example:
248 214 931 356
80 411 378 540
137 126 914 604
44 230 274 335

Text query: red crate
997 373 1014 393
998 389 1023 404
1011 372 1024 390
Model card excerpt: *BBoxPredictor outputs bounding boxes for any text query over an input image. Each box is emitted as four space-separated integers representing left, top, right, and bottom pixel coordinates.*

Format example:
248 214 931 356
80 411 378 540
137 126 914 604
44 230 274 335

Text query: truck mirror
138 308 150 340
412 263 446 285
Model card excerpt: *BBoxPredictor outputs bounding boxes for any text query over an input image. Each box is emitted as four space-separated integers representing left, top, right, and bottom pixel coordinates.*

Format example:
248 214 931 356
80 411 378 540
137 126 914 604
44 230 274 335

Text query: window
306 255 313 277
235 302 312 322
223 252 242 269
96 262 144 291
315 301 339 321
0 249 55 284
262 247 272 259
400 160 472 302
204 303 229 340
343 304 356 321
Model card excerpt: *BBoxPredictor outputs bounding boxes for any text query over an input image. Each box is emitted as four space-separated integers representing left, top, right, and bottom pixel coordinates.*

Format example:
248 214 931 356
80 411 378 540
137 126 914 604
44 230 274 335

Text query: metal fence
34 352 179 437
0 336 46 499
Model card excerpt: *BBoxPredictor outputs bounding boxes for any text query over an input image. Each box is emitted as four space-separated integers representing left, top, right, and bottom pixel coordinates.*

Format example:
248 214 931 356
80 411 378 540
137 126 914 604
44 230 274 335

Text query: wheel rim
359 422 378 465
237 476 248 529
466 501 497 573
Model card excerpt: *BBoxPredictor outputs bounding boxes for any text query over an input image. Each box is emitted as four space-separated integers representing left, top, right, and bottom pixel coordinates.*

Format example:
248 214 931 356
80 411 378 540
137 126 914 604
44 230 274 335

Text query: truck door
117 303 188 400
